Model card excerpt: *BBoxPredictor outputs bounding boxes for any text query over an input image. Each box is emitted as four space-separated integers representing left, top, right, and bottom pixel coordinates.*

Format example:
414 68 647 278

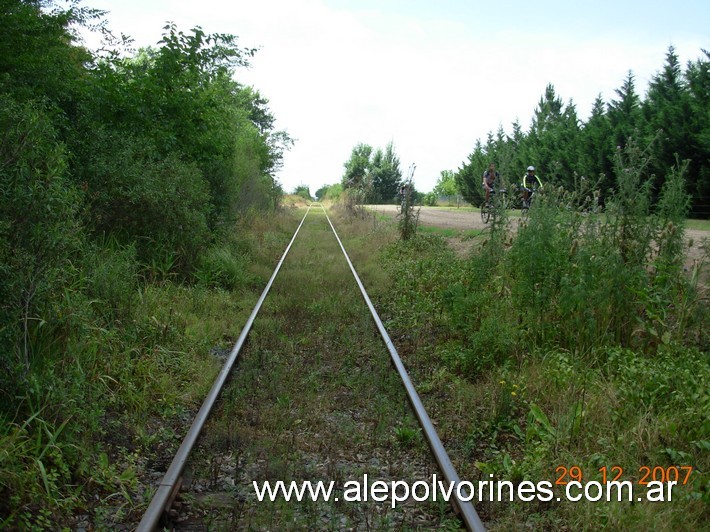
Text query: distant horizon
80 0 710 193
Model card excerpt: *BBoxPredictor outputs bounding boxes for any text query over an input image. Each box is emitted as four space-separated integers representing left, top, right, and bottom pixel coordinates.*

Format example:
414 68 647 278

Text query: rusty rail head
320 204 486 532
137 206 313 532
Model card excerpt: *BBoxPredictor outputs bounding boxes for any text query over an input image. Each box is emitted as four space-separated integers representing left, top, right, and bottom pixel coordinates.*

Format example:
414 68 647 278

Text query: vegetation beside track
4 183 706 529
0 210 300 529
4 2 707 530
1 3 293 527
351 151 709 530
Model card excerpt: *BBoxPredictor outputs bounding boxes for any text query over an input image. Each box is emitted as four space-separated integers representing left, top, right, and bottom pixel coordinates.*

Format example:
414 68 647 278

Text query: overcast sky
80 0 709 194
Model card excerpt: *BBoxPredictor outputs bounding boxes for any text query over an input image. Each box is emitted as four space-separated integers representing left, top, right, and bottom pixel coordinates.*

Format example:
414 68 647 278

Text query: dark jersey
483 170 499 187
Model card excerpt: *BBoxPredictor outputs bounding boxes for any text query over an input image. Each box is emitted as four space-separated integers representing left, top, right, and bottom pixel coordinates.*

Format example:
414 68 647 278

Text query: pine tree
455 140 487 205
684 49 710 217
643 46 693 196
370 141 402 203
581 95 614 192
527 84 581 187
608 71 644 151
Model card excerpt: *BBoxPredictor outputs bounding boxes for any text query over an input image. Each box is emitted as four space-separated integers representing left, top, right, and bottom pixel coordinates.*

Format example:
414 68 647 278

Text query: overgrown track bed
138 206 484 531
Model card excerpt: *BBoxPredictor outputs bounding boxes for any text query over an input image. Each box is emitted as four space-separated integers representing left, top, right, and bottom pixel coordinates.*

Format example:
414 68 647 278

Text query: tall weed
84 237 139 323
376 146 708 528
382 139 705 370
195 245 255 291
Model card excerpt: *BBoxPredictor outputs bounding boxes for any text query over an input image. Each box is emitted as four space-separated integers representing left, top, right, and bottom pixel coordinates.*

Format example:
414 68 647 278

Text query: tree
433 170 457 196
447 49 709 217
643 46 694 197
608 71 644 151
0 0 96 108
342 143 373 189
684 49 710 216
70 22 287 261
315 185 328 201
369 141 402 203
526 84 582 187
455 140 488 205
293 185 312 201
315 183 343 201
581 96 613 172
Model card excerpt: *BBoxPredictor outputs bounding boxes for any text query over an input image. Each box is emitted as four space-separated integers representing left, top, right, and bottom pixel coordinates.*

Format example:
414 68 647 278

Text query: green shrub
441 285 520 377
603 346 709 436
76 131 211 276
0 94 82 387
381 234 461 331
423 192 438 206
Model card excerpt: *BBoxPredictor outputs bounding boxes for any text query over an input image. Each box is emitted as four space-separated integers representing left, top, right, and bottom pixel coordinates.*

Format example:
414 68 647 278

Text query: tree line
337 141 406 203
2 1 294 524
455 47 710 217
1 1 288 420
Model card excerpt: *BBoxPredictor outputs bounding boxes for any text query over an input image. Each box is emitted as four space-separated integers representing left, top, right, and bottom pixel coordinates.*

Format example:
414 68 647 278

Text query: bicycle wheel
480 202 491 224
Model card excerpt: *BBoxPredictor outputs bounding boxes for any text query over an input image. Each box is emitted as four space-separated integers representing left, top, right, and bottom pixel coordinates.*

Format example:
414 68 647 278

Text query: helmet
527 166 535 171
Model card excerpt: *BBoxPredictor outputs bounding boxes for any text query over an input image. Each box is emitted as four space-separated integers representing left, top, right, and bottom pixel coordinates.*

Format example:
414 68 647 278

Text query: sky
78 0 709 194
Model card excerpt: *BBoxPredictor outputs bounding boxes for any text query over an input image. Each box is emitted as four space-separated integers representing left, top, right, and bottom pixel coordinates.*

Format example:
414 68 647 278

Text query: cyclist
521 165 542 208
482 162 499 206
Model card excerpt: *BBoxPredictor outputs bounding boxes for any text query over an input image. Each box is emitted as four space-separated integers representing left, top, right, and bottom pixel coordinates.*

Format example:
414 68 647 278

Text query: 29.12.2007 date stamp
552 465 694 503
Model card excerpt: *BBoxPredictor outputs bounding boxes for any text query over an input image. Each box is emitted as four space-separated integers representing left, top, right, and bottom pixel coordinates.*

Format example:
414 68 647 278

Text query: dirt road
369 204 488 231
369 204 708 264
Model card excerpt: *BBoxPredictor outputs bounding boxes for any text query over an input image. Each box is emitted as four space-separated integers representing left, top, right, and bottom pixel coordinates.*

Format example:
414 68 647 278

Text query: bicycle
519 186 537 220
480 188 507 224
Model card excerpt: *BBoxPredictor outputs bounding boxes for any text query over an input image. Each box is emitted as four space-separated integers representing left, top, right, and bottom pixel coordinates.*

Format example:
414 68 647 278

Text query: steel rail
321 204 486 532
137 205 313 531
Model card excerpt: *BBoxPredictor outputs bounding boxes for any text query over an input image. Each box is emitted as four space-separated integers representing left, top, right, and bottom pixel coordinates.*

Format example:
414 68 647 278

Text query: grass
5 187 706 529
172 206 460 530
0 208 305 529
373 183 709 530
419 224 485 239
686 218 710 231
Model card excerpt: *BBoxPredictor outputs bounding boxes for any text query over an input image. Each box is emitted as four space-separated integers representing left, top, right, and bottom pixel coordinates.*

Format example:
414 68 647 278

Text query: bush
383 142 706 368
77 131 211 275
0 95 82 387
423 192 438 206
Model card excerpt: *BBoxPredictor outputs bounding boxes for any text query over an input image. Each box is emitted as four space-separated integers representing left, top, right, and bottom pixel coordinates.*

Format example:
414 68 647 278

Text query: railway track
138 205 484 531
